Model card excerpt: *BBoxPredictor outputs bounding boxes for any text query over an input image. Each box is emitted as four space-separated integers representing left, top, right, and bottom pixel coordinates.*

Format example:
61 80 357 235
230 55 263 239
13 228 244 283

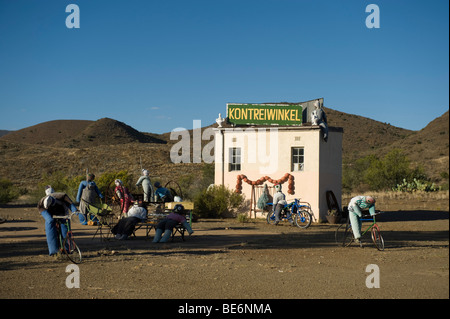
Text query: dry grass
342 190 449 212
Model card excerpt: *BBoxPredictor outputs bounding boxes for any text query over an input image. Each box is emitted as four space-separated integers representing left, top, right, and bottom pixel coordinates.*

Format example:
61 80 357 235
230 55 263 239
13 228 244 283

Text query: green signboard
227 103 303 126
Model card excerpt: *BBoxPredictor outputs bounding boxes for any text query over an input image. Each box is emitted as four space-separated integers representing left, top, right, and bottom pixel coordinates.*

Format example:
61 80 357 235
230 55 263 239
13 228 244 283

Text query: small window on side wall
229 147 241 171
291 147 304 171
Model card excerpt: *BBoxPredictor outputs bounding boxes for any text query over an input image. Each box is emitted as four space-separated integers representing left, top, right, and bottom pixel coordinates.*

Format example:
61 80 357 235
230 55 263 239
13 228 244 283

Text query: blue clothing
37 192 78 255
348 196 376 239
40 210 68 255
155 187 171 201
76 180 103 203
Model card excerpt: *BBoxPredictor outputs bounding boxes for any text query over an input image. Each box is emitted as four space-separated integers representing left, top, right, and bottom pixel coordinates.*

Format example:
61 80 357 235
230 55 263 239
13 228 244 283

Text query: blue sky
0 0 448 134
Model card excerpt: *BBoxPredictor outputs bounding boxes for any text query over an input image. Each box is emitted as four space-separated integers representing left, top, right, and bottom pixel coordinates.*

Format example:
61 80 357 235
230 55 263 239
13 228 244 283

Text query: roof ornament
216 113 225 127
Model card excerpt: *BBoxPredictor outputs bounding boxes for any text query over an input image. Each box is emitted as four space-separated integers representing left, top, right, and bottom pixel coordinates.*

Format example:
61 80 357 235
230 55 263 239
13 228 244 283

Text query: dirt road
0 206 448 300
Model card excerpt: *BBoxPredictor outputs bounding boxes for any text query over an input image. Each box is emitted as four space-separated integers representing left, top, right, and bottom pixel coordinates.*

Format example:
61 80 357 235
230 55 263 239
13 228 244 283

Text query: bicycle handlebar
52 211 78 220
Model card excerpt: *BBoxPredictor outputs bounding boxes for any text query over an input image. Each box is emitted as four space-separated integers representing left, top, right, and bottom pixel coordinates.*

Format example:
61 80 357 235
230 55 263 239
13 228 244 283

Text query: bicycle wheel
266 212 277 225
63 231 82 264
294 210 312 229
335 221 354 247
371 224 385 251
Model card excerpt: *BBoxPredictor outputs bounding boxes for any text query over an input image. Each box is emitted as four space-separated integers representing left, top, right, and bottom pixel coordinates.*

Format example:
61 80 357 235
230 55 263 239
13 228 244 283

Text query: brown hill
0 120 93 145
324 107 413 160
0 118 166 148
379 111 449 182
0 109 448 194
54 118 166 147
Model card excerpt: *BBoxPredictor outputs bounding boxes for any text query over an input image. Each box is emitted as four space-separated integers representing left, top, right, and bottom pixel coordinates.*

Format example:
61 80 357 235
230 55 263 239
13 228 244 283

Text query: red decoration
235 173 295 195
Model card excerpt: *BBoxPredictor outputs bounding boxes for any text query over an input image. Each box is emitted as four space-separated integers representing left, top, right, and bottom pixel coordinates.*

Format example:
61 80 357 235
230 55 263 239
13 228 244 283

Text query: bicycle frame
335 213 384 251
54 214 83 263
360 215 377 237
54 216 70 250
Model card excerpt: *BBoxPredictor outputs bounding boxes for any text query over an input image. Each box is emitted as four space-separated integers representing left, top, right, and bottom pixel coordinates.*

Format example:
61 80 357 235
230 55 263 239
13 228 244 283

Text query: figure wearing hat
136 169 153 202
38 186 78 256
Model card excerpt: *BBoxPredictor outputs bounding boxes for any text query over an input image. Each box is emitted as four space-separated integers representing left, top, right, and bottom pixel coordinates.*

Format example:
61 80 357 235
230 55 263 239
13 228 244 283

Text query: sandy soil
0 206 448 300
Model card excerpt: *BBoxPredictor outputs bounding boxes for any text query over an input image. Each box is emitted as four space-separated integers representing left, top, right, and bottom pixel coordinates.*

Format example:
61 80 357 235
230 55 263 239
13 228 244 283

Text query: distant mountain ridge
0 118 166 147
0 109 448 189
0 130 12 137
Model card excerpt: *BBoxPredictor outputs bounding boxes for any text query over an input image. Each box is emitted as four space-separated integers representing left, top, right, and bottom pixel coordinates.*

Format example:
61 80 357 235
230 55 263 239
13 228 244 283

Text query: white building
213 100 343 222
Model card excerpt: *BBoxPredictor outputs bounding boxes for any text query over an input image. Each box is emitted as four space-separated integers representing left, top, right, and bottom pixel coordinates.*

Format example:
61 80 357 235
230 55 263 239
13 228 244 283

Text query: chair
82 199 116 241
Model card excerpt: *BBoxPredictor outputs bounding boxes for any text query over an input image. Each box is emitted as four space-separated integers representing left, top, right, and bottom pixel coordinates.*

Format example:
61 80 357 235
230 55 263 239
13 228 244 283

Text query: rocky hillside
0 120 93 145
0 118 166 148
0 109 448 192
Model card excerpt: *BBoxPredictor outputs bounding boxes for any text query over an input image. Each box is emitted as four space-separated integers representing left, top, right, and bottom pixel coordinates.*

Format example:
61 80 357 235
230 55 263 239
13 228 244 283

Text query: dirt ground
0 205 448 301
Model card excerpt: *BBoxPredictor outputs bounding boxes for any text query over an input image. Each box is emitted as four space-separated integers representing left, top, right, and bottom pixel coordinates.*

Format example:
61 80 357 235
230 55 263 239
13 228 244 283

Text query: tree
364 149 414 191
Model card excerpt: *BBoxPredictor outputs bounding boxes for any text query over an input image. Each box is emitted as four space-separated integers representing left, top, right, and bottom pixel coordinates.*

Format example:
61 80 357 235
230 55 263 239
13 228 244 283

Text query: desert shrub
0 179 26 204
236 213 250 223
29 170 136 203
343 149 429 192
30 171 83 202
364 149 413 190
178 163 214 200
193 185 244 218
342 155 378 192
393 178 439 193
95 170 136 195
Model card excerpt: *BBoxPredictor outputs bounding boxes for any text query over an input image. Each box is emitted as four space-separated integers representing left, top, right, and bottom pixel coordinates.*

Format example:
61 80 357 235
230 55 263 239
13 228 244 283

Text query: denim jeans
40 210 68 255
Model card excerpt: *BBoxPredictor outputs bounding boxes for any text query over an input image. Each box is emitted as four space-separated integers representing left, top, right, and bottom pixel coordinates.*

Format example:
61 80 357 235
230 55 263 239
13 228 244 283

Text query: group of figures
77 170 173 222
36 170 193 258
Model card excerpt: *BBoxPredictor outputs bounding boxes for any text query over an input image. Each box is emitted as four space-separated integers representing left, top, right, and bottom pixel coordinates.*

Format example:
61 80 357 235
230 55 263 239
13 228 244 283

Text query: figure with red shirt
114 179 134 215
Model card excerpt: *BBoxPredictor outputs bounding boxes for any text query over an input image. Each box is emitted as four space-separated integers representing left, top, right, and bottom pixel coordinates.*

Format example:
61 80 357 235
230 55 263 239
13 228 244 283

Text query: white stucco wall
214 126 343 222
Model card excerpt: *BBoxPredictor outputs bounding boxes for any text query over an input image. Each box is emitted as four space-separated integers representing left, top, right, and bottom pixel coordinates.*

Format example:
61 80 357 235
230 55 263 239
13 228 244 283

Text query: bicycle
54 213 83 263
335 211 384 251
266 199 313 229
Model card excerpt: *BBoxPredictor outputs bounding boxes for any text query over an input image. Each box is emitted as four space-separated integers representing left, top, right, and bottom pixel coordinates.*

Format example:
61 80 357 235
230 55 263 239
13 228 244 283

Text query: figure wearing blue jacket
76 173 103 224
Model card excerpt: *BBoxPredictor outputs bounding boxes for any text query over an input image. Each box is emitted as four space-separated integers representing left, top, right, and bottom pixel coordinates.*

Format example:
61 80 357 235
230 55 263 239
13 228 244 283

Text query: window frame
228 147 241 172
291 147 304 172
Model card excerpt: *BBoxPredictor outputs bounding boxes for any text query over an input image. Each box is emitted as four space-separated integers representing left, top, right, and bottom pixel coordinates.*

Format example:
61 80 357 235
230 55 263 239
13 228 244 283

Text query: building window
291 147 304 171
229 147 241 171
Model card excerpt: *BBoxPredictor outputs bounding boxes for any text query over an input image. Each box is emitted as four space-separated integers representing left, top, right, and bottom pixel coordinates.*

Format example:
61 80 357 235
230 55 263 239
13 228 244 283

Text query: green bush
343 149 429 192
193 185 244 218
0 179 26 204
29 170 136 203
31 171 83 202
178 163 214 200
95 170 136 196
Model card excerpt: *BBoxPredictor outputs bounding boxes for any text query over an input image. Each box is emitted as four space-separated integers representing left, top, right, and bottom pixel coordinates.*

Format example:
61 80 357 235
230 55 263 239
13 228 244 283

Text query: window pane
291 147 304 171
229 147 241 171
